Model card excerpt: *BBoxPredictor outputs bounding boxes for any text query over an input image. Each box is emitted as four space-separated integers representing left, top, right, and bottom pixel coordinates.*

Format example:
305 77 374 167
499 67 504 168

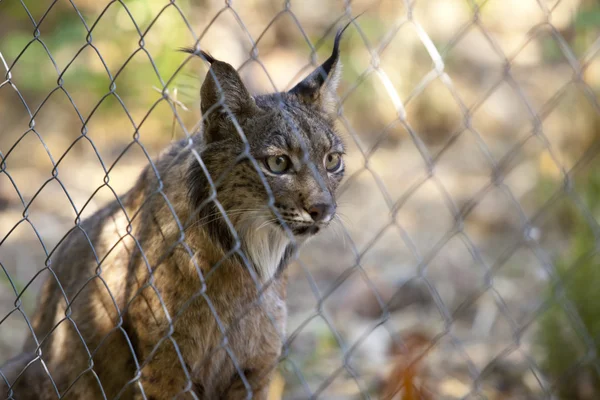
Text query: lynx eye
325 153 342 172
265 155 291 174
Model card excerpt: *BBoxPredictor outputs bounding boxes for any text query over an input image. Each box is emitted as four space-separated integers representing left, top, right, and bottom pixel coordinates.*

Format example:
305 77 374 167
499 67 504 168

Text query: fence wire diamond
1 0 600 399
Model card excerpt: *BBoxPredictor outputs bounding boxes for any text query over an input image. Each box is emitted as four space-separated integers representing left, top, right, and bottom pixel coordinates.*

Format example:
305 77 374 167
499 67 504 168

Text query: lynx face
241 93 345 237
185 30 347 278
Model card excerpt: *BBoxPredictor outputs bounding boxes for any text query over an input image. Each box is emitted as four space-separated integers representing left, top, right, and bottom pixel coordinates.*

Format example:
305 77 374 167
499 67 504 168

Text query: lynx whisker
332 216 347 249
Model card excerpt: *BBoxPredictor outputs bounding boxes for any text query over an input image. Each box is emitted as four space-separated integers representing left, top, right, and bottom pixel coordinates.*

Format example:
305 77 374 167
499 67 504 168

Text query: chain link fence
1 0 600 398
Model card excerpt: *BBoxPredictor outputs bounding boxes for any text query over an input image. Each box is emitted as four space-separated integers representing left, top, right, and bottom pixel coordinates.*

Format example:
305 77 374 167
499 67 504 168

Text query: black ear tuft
314 19 353 87
179 47 216 64
181 48 259 143
289 18 356 115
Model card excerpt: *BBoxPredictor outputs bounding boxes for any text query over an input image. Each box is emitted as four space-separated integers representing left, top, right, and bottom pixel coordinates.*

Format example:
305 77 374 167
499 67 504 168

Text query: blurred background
1 0 600 398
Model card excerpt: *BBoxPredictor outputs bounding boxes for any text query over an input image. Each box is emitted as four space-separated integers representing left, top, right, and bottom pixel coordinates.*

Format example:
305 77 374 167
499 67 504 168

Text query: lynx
0 27 347 400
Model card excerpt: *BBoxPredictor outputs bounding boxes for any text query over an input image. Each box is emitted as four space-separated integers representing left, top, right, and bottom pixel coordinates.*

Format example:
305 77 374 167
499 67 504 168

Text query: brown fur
1 28 348 400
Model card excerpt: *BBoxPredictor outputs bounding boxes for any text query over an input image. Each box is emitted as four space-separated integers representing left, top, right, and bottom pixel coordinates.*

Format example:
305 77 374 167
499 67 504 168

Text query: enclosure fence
1 0 600 399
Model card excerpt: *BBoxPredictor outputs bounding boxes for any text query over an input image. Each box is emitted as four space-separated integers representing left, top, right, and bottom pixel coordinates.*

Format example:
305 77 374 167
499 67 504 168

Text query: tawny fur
1 27 348 400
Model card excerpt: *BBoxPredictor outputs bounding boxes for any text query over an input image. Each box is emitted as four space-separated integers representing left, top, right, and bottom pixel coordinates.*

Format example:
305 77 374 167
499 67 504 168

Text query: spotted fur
1 27 348 400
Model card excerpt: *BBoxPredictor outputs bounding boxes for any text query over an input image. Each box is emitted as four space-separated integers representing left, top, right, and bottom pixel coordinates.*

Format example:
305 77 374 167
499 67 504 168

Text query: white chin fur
239 218 291 280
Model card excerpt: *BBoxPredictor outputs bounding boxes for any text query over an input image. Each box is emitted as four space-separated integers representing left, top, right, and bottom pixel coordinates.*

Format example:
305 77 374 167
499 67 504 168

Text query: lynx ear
181 49 258 141
289 27 347 116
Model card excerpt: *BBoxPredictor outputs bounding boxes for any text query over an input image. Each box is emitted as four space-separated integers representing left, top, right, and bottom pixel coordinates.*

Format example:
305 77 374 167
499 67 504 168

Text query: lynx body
1 29 347 400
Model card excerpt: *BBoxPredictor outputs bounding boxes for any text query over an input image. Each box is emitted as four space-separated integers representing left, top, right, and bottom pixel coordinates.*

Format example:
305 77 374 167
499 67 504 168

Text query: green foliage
0 1 194 122
574 0 600 29
537 171 600 398
540 0 600 63
0 268 32 313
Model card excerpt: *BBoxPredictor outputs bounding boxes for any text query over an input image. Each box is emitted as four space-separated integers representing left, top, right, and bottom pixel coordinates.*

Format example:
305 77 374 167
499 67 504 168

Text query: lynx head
185 28 347 278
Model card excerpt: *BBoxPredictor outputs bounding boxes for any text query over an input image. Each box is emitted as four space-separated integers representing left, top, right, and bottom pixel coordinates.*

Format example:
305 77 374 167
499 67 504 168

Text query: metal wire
1 0 599 399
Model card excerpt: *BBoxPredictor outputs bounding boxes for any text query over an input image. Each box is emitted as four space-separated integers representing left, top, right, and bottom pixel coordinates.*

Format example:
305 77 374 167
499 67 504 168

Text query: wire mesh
1 0 600 399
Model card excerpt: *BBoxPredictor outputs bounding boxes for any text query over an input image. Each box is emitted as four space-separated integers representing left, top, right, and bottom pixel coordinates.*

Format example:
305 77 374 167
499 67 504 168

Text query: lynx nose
307 203 336 223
